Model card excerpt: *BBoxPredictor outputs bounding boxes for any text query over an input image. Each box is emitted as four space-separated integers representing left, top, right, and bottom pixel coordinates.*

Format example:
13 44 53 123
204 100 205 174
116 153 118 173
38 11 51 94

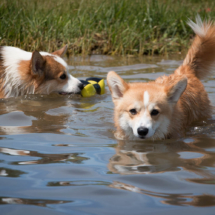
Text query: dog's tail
182 15 215 79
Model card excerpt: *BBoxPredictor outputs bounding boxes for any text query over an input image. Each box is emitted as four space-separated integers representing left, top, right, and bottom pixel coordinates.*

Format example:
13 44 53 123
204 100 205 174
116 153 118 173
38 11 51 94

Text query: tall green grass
1 0 215 55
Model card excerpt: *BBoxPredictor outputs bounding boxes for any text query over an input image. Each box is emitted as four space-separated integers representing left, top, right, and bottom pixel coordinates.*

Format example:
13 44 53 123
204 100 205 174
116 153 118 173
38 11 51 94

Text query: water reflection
108 138 215 177
0 168 26 177
0 197 71 207
0 147 88 165
0 95 101 136
0 96 75 135
0 55 215 213
47 180 111 187
110 181 215 207
108 137 215 207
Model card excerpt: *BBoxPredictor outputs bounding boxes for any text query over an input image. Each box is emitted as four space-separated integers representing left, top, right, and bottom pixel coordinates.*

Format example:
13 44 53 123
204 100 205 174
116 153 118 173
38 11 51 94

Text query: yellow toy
80 77 105 97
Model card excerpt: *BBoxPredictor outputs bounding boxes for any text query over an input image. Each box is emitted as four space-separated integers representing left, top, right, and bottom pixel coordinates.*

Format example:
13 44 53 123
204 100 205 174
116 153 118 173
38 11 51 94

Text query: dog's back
107 16 215 140
156 16 214 135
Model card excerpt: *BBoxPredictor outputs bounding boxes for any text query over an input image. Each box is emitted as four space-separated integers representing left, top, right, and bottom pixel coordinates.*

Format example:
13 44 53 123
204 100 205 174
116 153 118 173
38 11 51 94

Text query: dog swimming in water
107 16 214 140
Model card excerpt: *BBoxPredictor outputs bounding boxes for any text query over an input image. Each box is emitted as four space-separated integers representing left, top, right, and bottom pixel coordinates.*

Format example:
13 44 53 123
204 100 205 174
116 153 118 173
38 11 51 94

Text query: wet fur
107 16 214 140
0 45 82 98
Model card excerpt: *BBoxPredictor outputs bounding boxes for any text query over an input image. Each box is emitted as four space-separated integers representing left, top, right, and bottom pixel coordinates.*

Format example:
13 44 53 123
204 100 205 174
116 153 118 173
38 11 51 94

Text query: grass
1 0 215 55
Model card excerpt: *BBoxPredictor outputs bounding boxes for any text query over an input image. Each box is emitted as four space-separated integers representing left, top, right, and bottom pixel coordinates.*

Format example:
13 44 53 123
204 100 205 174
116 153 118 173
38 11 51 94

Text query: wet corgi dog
107 17 214 140
0 45 83 98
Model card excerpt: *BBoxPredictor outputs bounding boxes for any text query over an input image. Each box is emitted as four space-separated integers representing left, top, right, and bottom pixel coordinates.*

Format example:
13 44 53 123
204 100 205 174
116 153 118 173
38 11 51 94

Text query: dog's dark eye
151 109 159 116
129 109 137 115
60 74 67 80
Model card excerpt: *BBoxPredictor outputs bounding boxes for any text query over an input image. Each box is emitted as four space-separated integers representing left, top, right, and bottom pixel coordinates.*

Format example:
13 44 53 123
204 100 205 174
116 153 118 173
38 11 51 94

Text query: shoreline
1 0 215 55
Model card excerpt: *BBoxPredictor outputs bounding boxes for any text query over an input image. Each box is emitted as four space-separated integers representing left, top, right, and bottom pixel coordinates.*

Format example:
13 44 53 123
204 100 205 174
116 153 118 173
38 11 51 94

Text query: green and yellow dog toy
80 77 105 97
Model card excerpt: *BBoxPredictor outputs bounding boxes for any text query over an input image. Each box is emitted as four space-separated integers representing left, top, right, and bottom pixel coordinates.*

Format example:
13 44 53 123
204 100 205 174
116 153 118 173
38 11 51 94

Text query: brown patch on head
110 80 175 139
42 55 67 81
118 82 170 112
18 52 68 94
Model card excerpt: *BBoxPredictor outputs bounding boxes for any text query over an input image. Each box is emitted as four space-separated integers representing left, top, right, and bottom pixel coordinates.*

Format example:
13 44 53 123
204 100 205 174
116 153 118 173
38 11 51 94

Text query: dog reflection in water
108 138 215 206
0 95 96 136
108 140 182 175
110 181 215 207
0 197 70 207
0 147 88 165
108 139 215 175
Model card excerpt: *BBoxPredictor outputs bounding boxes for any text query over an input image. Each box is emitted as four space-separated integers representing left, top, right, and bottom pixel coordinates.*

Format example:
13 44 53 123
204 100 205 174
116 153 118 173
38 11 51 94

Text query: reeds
0 0 215 55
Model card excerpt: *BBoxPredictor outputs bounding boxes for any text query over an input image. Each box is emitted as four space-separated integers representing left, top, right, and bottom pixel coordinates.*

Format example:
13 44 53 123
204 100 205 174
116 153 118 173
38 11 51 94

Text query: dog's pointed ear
52 45 67 57
31 51 45 76
107 71 128 100
165 77 187 103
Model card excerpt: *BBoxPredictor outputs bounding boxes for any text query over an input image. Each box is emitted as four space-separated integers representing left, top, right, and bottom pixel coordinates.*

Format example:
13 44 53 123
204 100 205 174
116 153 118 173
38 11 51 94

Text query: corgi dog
0 45 83 98
107 17 214 140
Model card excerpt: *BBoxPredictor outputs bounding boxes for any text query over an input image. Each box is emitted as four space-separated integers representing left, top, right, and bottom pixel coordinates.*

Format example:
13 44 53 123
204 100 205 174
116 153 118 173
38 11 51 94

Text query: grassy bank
1 0 215 55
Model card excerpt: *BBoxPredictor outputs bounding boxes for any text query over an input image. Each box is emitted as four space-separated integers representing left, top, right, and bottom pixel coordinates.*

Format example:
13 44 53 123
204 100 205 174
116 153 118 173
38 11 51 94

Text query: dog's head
28 45 83 95
107 71 187 140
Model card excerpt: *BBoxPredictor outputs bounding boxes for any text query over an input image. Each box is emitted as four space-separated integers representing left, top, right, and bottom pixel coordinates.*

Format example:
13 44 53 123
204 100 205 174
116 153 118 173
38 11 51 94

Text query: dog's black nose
78 83 84 90
137 127 148 137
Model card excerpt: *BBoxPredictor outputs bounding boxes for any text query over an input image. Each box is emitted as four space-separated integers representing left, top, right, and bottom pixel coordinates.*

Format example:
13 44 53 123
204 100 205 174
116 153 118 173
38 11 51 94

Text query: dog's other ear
31 51 45 76
52 45 67 57
165 77 187 103
107 71 129 100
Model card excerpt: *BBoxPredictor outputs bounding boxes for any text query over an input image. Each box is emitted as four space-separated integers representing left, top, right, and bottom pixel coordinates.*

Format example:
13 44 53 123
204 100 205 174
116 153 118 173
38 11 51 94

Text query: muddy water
1 54 215 215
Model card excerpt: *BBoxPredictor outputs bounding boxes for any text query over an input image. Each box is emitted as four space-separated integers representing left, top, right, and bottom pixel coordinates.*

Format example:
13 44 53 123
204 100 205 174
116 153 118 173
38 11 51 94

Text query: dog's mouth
59 92 72 95
58 91 81 95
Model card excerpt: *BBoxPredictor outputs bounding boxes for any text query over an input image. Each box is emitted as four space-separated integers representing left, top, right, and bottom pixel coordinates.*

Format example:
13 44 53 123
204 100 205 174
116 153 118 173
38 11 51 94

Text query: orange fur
107 17 214 140
0 45 83 98
18 55 69 93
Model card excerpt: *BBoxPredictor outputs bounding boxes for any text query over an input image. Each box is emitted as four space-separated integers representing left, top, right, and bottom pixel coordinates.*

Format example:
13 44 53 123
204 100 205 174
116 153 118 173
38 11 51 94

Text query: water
1 54 215 215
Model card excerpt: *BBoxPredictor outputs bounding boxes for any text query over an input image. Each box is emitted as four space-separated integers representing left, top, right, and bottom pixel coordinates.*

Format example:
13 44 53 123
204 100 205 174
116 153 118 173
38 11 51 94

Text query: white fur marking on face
2 46 69 97
39 51 67 68
53 56 67 68
119 94 170 140
37 71 82 95
144 91 149 109
132 112 153 137
119 113 135 139
152 117 170 140
58 72 82 94
132 111 161 140
131 109 171 140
